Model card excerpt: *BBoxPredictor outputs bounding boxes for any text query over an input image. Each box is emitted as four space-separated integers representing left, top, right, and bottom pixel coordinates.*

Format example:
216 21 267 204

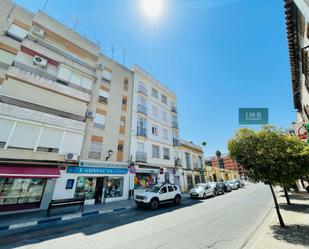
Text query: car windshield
194 184 204 189
145 186 160 193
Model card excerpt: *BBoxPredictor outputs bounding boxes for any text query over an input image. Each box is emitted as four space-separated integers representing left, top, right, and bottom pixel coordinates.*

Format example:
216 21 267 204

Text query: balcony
173 138 180 146
193 162 200 170
136 151 147 163
137 127 147 137
138 85 148 95
137 104 147 115
172 121 179 129
171 106 177 113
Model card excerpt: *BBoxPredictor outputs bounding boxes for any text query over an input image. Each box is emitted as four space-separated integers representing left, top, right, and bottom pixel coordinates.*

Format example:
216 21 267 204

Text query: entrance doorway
213 174 217 182
94 177 104 204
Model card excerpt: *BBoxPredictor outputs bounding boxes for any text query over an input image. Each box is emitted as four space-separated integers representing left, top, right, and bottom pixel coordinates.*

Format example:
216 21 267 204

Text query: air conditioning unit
33 55 47 68
86 111 95 119
31 26 45 38
65 153 78 161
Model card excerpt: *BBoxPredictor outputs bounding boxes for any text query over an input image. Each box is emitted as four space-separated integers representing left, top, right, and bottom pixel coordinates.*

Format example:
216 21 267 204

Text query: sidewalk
244 189 309 249
0 192 191 233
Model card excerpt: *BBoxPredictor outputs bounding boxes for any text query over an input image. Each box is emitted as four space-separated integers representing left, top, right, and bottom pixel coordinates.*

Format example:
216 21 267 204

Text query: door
167 185 175 200
94 177 104 204
187 175 193 190
159 186 169 201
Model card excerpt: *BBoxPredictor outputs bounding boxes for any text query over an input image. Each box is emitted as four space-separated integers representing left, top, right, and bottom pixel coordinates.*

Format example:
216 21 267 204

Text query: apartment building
130 65 180 192
0 0 133 213
176 140 204 192
55 54 134 205
285 0 309 135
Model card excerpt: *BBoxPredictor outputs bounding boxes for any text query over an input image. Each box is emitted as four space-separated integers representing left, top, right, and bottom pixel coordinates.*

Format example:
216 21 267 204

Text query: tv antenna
42 0 48 11
72 16 79 30
111 44 115 59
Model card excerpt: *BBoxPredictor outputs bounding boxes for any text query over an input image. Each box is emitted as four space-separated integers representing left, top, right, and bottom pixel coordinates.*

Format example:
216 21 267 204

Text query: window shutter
38 127 63 149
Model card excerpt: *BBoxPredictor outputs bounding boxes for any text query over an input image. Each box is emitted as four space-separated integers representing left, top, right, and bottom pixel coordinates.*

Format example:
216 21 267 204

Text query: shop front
52 162 129 205
133 165 159 191
0 165 60 213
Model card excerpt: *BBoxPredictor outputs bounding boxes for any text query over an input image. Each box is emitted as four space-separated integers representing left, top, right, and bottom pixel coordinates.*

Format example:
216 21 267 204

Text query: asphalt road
0 183 273 249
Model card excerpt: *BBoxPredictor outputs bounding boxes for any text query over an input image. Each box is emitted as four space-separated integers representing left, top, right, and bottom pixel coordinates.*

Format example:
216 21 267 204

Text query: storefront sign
67 166 128 175
78 160 128 168
239 108 268 125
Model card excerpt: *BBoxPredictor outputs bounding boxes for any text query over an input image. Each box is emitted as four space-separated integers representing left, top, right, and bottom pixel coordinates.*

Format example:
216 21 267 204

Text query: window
163 147 170 160
58 131 83 155
75 177 96 199
152 105 158 118
104 177 124 198
161 94 167 104
138 117 147 128
168 186 174 192
185 152 191 168
88 141 102 159
102 69 112 82
120 117 126 127
151 88 159 99
0 118 14 146
37 127 62 153
94 113 106 129
0 178 46 207
152 125 158 136
163 129 168 139
6 24 28 41
99 89 109 104
123 77 129 91
152 145 160 158
122 97 128 105
118 144 124 151
137 142 145 152
162 111 168 122
173 186 178 191
160 186 167 194
122 96 128 111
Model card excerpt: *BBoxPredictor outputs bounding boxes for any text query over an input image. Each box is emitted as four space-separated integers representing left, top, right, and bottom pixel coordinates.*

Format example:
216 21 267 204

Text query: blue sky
14 0 294 156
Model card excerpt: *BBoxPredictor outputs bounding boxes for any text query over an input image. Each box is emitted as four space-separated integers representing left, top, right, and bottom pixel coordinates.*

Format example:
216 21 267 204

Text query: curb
0 206 134 233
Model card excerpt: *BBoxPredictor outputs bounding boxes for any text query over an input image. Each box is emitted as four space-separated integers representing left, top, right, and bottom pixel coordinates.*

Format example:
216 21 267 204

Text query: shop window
74 177 96 200
104 177 124 198
0 178 46 209
134 173 157 189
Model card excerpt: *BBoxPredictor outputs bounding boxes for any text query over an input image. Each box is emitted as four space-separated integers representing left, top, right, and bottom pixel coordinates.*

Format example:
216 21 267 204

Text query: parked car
226 180 238 190
190 183 217 199
209 182 225 195
235 179 245 187
135 184 182 210
222 182 232 192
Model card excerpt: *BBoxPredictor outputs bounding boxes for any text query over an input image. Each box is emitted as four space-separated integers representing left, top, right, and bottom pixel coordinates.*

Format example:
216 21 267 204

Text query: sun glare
142 0 163 18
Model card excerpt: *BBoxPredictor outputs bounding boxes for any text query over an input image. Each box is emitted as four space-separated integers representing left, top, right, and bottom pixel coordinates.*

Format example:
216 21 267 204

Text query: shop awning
0 165 60 178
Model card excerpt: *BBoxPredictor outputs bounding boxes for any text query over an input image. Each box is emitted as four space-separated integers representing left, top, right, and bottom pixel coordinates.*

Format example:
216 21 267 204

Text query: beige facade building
176 140 204 192
0 0 133 213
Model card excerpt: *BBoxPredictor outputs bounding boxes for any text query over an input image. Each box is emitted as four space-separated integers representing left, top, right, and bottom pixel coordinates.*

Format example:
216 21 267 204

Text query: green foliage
228 125 309 186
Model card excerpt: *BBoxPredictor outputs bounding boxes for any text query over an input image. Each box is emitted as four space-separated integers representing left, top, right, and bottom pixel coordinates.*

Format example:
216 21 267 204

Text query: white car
135 184 182 210
226 180 238 190
190 183 217 199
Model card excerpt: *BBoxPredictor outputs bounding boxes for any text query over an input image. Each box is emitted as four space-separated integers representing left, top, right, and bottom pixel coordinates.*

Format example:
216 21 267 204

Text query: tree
228 126 309 227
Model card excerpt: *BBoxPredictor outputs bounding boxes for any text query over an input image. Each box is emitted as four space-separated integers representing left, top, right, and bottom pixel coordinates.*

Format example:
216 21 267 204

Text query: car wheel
212 191 216 197
203 193 207 199
136 202 143 208
174 195 181 206
149 199 159 210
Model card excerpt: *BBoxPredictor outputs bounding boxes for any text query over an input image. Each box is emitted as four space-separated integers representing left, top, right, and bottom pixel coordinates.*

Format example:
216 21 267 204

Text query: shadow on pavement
0 198 203 249
271 224 309 247
280 193 309 201
279 203 309 214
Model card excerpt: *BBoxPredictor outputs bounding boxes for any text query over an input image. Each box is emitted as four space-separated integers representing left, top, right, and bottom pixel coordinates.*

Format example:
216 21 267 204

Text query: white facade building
130 65 180 192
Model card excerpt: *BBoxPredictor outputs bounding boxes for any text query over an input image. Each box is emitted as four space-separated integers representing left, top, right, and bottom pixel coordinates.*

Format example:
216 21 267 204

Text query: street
0 183 273 249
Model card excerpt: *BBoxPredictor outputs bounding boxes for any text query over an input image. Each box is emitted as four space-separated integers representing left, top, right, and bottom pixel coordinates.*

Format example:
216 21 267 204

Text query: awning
0 165 60 178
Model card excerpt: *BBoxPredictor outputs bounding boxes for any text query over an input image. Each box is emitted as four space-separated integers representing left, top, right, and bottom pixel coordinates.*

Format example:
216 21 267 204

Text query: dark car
234 179 244 188
213 182 225 195
222 182 232 192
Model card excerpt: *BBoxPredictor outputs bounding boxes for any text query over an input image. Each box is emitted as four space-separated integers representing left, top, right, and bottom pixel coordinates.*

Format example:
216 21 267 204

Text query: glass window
161 94 167 104
152 145 160 158
104 177 123 198
152 105 158 118
152 125 158 136
94 113 106 129
163 148 170 160
102 69 112 82
168 186 174 192
0 178 46 206
160 186 167 194
173 186 178 191
74 177 96 200
151 88 159 99
162 111 168 122
88 141 102 159
134 173 157 189
163 129 168 139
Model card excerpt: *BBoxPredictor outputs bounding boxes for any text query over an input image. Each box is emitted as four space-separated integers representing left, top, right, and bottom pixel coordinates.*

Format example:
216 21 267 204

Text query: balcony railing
173 138 180 146
171 106 177 113
137 104 147 115
172 121 179 129
137 127 147 137
138 85 148 95
136 151 147 163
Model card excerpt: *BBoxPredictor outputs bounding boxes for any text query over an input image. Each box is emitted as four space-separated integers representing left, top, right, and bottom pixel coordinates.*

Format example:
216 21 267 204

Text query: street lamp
105 149 114 161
